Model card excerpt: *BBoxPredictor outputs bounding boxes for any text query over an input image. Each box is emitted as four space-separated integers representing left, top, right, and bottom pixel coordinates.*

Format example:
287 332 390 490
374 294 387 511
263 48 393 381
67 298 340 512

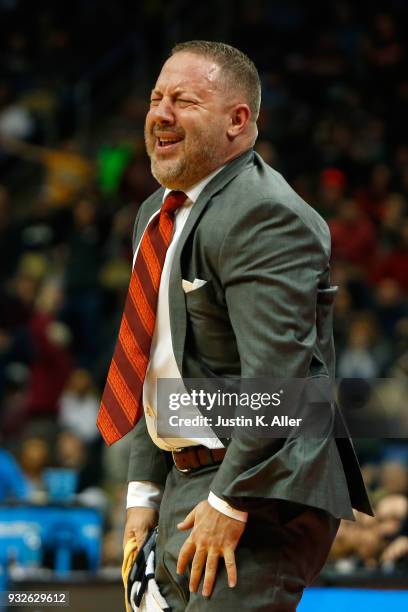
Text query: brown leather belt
171 445 227 472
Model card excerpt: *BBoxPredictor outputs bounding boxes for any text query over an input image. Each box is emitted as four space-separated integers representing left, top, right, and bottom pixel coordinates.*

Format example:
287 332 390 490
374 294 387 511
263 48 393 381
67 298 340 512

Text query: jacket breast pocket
184 279 216 319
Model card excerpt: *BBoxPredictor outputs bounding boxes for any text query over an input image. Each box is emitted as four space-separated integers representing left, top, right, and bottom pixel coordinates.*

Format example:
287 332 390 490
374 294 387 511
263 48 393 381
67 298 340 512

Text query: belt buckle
172 449 192 473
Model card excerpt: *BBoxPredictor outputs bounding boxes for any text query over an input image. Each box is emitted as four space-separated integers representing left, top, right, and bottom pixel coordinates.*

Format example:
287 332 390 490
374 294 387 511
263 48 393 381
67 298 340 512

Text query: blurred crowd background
0 0 408 575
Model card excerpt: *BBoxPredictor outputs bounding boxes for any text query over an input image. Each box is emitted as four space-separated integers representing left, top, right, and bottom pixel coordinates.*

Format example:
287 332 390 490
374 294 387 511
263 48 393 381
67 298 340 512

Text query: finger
177 507 196 530
223 548 237 588
386 541 408 562
189 548 207 593
382 549 396 563
176 539 196 575
382 541 401 562
124 527 147 550
202 551 219 598
122 528 138 551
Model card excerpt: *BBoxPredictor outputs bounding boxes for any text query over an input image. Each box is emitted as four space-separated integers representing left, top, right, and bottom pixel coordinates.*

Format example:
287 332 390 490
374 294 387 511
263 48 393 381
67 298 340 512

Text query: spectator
56 430 101 493
0 447 30 502
337 313 390 378
316 167 347 219
0 82 34 140
0 362 29 438
371 220 408 292
376 494 408 540
0 185 19 282
329 198 377 271
0 136 94 209
25 280 73 419
59 369 100 443
18 433 51 497
378 193 407 251
62 197 103 367
374 279 408 338
378 461 408 496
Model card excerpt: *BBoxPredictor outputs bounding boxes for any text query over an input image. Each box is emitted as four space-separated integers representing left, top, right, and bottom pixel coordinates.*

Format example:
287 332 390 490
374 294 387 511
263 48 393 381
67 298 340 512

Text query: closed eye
149 95 197 107
176 99 196 106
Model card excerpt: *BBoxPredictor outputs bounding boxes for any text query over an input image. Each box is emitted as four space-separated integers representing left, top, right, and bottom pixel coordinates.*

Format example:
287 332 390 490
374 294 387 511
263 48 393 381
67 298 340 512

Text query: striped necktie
97 190 187 445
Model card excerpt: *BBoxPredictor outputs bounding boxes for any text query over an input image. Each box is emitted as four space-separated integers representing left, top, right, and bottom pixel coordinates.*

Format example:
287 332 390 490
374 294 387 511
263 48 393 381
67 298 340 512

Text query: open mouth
155 135 183 150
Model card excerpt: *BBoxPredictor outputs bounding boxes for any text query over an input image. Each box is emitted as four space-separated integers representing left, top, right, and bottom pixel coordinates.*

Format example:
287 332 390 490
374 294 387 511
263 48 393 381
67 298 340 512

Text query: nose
151 97 175 125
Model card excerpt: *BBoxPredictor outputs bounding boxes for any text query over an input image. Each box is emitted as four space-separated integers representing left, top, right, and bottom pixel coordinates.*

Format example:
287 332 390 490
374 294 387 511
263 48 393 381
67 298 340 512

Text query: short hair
171 40 261 122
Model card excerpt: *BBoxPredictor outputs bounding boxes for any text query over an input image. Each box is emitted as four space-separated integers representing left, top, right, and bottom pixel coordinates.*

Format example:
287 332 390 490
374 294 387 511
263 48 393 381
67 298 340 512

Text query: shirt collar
162 165 225 205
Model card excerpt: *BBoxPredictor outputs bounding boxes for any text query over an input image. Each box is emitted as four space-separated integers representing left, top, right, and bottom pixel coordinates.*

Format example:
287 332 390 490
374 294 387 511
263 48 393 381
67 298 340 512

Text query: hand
123 506 158 550
176 500 246 598
381 536 408 563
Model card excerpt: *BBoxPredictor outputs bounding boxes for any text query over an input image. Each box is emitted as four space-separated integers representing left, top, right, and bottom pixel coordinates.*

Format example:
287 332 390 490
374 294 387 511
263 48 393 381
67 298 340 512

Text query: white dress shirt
127 168 247 523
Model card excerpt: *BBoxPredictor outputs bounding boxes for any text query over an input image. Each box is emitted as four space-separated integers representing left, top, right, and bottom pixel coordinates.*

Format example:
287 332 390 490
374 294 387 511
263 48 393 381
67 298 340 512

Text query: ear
227 104 251 138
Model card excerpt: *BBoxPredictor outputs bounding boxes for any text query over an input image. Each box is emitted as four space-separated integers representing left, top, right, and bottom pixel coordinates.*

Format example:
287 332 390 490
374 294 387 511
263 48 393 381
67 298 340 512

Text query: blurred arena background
0 1 407 610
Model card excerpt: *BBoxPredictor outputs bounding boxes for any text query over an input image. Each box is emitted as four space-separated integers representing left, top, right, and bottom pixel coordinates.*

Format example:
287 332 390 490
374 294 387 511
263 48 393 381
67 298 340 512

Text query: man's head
376 494 408 540
145 41 261 190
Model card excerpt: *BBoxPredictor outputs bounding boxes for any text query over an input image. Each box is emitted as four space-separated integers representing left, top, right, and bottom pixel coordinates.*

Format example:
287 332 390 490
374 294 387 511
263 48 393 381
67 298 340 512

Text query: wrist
126 480 163 510
126 506 157 516
208 491 248 523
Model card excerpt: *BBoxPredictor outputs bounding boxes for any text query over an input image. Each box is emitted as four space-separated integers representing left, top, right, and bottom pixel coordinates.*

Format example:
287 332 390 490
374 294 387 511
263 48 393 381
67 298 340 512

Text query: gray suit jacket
127 149 373 520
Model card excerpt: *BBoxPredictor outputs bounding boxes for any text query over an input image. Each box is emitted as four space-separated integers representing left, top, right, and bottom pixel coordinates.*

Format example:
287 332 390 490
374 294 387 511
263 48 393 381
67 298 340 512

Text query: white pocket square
182 278 208 293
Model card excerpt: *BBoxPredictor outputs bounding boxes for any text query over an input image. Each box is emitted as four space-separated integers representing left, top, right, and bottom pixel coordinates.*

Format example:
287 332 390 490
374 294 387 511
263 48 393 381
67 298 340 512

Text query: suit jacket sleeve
127 414 170 484
209 198 332 510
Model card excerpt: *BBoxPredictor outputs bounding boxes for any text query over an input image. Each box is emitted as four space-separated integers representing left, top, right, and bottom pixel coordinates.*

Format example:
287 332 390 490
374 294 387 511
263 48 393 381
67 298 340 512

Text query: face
145 52 232 190
376 494 408 539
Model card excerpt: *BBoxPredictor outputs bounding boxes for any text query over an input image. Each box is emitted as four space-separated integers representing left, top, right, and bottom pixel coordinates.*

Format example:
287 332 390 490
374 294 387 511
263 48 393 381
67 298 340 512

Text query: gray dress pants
155 465 340 611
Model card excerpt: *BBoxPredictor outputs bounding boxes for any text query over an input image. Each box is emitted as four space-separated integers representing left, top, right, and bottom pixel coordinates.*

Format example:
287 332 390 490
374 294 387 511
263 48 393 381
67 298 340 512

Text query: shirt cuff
208 491 248 523
126 481 164 510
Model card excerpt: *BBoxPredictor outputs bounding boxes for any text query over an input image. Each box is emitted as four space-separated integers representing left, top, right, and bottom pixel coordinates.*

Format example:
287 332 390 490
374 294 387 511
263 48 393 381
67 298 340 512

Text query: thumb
177 507 196 530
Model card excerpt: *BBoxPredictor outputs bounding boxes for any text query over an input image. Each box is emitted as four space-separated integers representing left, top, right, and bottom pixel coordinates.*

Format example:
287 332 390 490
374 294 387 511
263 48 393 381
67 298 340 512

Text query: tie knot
162 190 187 214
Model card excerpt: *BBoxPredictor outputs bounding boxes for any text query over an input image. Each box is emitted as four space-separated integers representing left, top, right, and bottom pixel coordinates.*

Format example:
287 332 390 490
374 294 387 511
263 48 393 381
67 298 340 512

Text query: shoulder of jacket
218 155 331 256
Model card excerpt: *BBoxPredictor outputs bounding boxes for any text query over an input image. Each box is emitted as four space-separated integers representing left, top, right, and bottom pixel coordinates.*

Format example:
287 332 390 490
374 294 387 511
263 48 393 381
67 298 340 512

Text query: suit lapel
134 188 164 245
169 148 255 373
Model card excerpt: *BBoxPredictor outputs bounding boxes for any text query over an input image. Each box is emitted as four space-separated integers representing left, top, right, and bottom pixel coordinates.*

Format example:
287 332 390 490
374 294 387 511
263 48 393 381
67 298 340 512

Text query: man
98 41 372 610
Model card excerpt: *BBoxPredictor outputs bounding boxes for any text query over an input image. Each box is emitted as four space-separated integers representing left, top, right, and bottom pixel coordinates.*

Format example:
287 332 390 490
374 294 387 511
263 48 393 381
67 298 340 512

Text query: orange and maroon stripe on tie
97 191 187 445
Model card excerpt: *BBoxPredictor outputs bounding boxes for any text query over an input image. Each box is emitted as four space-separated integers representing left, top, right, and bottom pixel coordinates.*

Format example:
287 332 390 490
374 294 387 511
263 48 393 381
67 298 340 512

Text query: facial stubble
145 122 225 190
